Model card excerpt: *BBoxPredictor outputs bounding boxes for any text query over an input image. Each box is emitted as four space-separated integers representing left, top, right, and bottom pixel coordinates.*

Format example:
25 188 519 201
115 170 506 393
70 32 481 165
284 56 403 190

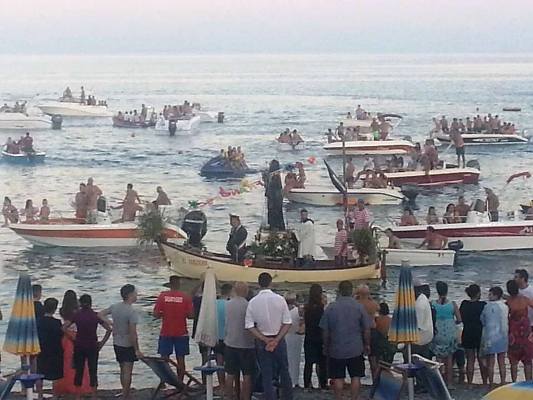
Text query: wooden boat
1 148 46 164
435 131 528 146
9 218 185 248
112 117 154 129
161 242 381 283
382 248 456 267
324 139 415 156
384 167 480 187
286 187 404 206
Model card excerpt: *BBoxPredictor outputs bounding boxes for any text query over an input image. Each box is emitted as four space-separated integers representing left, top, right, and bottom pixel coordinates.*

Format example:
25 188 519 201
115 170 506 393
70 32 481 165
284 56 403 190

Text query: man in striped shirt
334 219 348 266
350 199 372 230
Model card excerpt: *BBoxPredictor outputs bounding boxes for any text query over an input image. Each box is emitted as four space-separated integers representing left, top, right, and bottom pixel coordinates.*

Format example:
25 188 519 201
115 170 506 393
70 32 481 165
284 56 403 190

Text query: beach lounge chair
0 370 22 400
412 354 453 400
371 362 405 400
142 356 203 399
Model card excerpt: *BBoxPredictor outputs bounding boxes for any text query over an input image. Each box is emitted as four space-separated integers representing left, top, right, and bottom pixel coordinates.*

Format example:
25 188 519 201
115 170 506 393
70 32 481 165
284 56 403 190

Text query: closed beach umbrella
388 265 419 400
483 381 533 400
193 268 218 348
3 273 40 356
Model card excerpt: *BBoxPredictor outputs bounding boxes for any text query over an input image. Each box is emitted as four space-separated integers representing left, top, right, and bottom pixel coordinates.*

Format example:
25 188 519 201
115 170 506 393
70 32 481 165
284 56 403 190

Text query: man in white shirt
245 273 293 400
515 269 533 327
412 279 434 359
294 209 315 267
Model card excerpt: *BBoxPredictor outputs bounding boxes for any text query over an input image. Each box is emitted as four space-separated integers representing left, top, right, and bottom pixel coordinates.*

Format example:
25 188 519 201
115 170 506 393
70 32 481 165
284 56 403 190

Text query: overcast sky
1 0 533 54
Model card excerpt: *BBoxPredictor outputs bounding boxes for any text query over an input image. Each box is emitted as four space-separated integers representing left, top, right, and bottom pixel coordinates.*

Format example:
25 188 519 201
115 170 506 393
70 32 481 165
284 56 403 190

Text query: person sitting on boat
326 128 337 143
290 129 303 145
368 171 387 189
356 169 373 188
465 117 473 132
283 172 298 197
442 203 460 224
384 228 401 249
346 157 356 188
294 162 306 189
278 129 291 144
355 105 364 120
485 187 500 222
74 183 88 220
346 112 353 119
39 199 50 222
335 122 345 138
455 196 470 223
2 196 19 226
226 214 247 263
399 208 418 226
294 209 315 267
334 219 348 267
4 137 19 154
21 199 38 223
379 119 392 141
154 186 171 207
426 206 440 224
440 116 449 133
417 226 448 250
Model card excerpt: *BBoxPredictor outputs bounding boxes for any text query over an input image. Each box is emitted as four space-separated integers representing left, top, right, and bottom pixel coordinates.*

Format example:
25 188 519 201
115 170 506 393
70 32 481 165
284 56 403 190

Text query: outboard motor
217 112 225 123
401 185 420 210
181 210 208 248
168 120 177 136
466 159 480 170
448 240 464 269
95 196 111 224
51 115 63 130
97 196 107 213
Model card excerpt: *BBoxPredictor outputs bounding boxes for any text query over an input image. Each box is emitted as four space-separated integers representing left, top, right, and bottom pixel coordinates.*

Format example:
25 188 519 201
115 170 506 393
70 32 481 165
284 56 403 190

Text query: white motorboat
0 112 51 130
384 167 480 187
434 131 529 146
154 115 201 132
324 139 415 156
192 104 223 123
387 211 533 251
382 248 457 267
287 187 404 206
37 101 112 118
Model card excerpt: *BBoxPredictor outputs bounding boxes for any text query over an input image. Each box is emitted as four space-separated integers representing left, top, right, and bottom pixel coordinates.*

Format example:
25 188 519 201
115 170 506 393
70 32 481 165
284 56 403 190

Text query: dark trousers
489 211 499 222
303 356 327 388
256 339 293 400
73 347 99 387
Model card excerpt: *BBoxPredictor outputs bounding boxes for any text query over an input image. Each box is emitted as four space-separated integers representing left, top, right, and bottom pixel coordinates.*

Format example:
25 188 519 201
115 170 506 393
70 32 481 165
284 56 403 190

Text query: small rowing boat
382 248 457 267
161 242 381 283
324 139 415 156
286 187 404 206
1 148 46 164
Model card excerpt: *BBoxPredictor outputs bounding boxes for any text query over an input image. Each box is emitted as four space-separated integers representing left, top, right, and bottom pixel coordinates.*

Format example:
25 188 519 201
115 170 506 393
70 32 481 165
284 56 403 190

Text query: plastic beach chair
0 370 22 400
142 357 203 399
412 354 453 400
371 362 405 400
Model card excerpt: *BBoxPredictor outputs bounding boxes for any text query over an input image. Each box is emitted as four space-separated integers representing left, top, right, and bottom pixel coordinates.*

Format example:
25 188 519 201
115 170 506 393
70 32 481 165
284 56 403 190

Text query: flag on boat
388 266 419 344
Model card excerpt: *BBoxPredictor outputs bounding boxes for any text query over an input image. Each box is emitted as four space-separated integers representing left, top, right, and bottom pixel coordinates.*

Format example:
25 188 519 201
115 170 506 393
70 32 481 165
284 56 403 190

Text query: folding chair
371 362 405 400
412 354 453 400
0 370 22 400
142 356 203 399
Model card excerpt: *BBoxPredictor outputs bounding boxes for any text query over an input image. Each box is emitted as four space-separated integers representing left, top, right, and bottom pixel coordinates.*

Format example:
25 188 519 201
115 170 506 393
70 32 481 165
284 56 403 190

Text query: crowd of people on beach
432 114 518 136
3 132 35 154
2 179 172 226
5 268 530 400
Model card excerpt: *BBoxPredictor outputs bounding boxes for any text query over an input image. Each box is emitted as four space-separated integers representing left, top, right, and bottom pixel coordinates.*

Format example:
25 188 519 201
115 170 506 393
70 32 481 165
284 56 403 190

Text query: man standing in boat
294 209 315 267
86 177 103 223
485 187 500 222
154 186 171 207
226 214 247 263
417 226 448 250
345 157 356 189
451 127 466 168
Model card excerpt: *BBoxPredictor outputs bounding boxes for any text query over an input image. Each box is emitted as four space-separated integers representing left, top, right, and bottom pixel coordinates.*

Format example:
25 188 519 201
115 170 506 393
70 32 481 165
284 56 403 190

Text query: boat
1 148 46 164
112 117 154 129
37 101 112 118
200 155 254 179
276 138 305 152
286 187 404 206
434 131 528 146
324 139 415 156
384 167 480 187
9 218 186 248
387 213 533 251
154 115 201 132
0 112 52 131
161 242 381 283
191 104 223 123
382 248 457 267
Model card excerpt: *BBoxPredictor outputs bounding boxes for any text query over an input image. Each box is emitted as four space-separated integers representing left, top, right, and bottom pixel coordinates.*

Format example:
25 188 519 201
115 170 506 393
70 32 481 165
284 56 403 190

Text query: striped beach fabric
388 266 420 344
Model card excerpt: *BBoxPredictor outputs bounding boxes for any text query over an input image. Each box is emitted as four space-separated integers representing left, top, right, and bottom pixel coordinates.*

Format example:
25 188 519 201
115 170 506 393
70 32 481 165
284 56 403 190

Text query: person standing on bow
294 209 315 267
226 214 248 263
264 159 286 230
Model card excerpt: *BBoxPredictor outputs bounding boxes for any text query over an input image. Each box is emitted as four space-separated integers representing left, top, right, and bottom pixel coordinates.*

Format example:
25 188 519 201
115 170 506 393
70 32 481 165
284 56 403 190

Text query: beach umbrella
193 268 219 400
483 381 533 400
3 273 40 356
388 264 419 400
3 273 41 400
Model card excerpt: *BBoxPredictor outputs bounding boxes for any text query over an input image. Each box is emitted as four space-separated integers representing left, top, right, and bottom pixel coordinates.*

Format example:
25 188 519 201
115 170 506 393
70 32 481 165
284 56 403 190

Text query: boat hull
389 221 533 251
154 116 201 132
435 132 528 145
287 188 404 206
1 151 46 164
9 221 183 248
324 140 414 156
384 168 480 187
277 142 305 151
383 248 456 267
0 115 51 130
37 103 112 118
161 243 381 283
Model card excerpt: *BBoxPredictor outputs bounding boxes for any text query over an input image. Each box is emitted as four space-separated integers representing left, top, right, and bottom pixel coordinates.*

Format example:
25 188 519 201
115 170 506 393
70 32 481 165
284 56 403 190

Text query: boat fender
51 115 63 130
466 159 480 170
168 120 177 136
448 240 464 252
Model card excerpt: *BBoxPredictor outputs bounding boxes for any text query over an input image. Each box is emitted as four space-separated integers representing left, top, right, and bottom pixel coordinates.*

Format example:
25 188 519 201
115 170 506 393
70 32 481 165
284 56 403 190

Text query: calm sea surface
0 54 532 387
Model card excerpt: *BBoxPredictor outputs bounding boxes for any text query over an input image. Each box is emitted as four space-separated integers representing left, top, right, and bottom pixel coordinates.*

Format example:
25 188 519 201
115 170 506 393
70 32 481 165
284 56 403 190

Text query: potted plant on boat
351 228 378 265
137 207 168 255
249 230 297 264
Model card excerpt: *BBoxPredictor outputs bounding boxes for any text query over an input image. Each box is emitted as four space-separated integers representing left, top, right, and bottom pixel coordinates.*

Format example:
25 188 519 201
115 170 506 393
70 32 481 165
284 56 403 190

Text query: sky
1 0 533 54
